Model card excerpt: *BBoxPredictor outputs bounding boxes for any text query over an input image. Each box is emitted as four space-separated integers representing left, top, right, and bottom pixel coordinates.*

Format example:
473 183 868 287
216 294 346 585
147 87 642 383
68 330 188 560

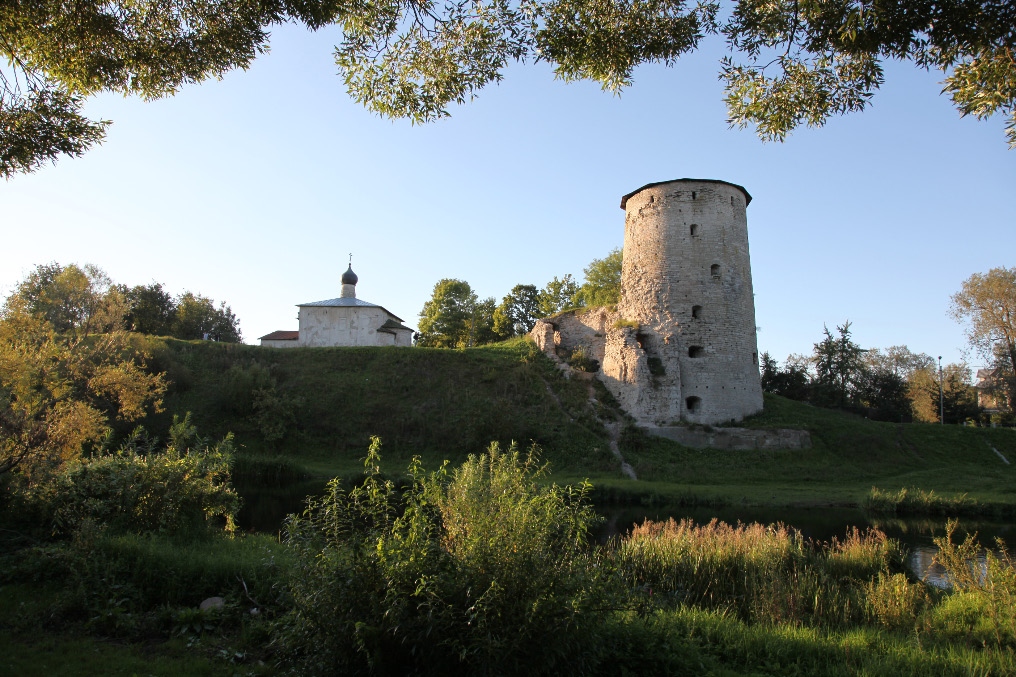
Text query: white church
259 265 414 348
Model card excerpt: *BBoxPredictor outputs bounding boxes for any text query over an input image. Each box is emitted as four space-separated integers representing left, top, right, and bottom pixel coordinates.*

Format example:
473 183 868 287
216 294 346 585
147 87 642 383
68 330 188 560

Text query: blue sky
2 22 1013 371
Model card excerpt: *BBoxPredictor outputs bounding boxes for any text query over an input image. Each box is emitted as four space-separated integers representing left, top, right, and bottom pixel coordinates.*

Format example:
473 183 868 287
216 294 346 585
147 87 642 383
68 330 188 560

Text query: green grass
614 394 1016 508
132 338 1016 513
0 582 269 676
141 337 615 478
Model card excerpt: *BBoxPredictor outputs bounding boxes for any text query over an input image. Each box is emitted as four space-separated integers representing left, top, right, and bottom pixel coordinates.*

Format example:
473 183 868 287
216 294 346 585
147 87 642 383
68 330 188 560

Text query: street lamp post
938 356 944 425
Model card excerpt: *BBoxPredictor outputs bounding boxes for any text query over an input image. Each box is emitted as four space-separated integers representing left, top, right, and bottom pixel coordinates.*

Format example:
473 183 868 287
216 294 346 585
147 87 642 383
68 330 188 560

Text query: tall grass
864 486 1016 519
928 521 1016 648
608 518 921 629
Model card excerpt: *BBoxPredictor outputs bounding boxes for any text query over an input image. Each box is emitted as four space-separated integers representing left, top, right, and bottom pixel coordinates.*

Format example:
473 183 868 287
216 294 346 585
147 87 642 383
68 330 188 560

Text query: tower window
686 396 702 412
688 346 704 358
710 264 720 277
692 305 702 319
690 223 699 237
691 191 697 200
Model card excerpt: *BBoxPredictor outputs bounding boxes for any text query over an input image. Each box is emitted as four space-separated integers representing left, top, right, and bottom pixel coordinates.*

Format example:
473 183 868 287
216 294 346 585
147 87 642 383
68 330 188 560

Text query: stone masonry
531 178 764 426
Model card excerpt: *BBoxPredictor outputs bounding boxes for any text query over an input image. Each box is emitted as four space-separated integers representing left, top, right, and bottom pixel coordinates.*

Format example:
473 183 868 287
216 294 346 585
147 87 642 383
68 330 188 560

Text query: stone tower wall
608 179 763 424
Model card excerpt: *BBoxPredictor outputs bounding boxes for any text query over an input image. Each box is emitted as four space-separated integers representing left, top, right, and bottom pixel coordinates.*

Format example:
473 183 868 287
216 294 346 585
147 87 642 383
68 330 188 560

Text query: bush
277 439 607 675
566 346 598 372
34 424 239 536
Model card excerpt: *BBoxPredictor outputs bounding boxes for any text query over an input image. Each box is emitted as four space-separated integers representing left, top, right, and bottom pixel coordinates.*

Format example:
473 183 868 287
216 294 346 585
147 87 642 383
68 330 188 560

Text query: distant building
974 368 1007 413
259 330 299 348
258 265 414 348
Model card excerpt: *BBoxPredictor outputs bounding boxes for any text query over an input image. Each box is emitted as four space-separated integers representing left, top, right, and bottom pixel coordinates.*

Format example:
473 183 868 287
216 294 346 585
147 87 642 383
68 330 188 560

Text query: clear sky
2 22 1014 371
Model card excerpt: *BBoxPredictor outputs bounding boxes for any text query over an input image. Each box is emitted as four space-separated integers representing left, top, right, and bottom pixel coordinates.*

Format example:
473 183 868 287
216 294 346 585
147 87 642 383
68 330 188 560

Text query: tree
908 362 980 424
122 283 177 336
1 0 286 178
573 248 623 307
759 351 809 401
8 1 1012 178
493 284 542 338
172 292 242 342
418 279 479 348
335 0 1016 146
538 275 579 316
6 262 126 339
0 292 166 479
812 321 865 408
854 367 912 422
935 363 981 424
950 267 1016 414
863 345 935 380
470 297 501 346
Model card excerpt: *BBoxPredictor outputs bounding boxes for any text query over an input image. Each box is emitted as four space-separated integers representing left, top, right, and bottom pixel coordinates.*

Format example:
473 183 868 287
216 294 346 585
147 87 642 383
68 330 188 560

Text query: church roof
260 330 299 341
298 296 405 323
377 318 413 334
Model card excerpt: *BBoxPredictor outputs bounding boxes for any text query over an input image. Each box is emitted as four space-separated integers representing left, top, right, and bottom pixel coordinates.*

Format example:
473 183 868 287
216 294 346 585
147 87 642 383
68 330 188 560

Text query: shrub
277 439 607 675
566 346 598 372
37 425 239 536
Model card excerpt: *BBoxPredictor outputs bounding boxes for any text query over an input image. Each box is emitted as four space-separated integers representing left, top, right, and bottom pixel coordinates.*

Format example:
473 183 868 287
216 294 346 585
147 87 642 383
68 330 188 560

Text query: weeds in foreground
279 439 607 676
929 520 1016 648
609 518 921 629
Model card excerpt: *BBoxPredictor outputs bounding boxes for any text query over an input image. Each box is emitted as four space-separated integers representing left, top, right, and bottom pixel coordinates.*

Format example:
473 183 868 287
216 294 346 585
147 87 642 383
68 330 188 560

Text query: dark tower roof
620 178 752 209
341 264 358 286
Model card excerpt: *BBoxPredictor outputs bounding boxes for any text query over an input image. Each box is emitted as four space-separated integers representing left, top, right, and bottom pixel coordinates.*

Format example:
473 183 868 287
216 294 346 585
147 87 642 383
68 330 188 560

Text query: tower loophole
688 346 704 358
686 396 702 412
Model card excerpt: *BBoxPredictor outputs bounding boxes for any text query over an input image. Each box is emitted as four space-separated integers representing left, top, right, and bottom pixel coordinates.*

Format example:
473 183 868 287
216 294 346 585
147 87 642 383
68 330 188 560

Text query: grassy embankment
139 336 1016 512
4 445 1015 675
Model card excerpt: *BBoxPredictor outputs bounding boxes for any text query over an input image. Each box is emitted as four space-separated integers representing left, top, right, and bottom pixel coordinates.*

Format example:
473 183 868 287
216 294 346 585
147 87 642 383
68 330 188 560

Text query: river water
236 482 1015 588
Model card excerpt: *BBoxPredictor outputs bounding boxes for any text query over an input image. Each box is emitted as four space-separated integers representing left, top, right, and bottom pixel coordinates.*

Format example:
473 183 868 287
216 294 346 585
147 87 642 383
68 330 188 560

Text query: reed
609 518 912 628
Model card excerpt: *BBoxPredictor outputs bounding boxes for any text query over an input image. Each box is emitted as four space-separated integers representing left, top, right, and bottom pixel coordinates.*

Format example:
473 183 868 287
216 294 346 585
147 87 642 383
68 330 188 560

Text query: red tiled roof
259 330 299 341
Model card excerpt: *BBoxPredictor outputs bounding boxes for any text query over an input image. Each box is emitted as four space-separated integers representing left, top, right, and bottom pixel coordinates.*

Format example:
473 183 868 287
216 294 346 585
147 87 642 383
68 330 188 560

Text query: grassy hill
137 337 1016 509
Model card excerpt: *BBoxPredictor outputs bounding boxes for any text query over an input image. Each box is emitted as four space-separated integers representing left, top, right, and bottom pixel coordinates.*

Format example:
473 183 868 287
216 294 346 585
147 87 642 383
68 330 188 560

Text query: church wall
298 306 392 347
394 328 413 347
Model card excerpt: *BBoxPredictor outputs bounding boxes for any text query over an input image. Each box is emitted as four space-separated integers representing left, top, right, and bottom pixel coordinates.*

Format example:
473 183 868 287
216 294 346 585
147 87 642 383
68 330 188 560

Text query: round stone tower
609 178 762 425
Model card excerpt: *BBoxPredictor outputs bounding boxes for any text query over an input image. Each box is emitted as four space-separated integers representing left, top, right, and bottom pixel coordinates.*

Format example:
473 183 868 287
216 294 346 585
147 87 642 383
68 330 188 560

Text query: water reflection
236 482 1013 588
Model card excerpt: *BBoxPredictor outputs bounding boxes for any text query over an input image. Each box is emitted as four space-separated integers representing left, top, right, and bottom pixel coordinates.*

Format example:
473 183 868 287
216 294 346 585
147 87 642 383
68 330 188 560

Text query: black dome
341 264 358 286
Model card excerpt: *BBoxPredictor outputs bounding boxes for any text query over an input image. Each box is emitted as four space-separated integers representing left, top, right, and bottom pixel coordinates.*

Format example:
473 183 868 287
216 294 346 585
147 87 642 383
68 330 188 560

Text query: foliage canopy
5 0 1013 177
951 266 1016 413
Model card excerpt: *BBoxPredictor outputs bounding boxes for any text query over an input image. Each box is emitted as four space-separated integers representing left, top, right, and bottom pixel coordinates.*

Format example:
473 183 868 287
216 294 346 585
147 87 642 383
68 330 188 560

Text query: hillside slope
141 337 619 477
135 337 1016 507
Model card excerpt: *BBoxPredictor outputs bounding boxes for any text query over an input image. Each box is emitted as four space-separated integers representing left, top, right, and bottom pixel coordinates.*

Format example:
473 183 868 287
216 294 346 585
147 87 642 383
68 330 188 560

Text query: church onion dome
341 265 358 286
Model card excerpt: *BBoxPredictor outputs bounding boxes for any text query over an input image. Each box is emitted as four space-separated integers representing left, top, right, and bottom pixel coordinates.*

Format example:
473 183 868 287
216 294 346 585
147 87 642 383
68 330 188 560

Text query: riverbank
3 447 1015 676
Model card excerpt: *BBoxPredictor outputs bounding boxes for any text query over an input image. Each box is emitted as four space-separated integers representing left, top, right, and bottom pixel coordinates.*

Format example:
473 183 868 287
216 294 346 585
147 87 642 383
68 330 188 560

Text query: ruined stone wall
611 179 763 425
